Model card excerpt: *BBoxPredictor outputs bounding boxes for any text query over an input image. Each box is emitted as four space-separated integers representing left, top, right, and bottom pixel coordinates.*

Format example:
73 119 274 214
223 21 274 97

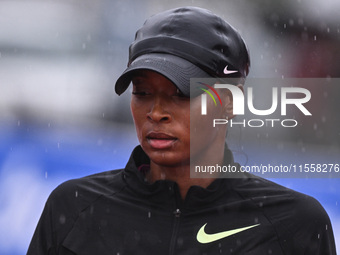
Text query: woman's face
131 70 190 167
130 70 228 167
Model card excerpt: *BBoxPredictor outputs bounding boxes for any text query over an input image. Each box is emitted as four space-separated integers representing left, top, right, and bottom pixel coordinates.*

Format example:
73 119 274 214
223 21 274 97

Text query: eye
132 84 151 97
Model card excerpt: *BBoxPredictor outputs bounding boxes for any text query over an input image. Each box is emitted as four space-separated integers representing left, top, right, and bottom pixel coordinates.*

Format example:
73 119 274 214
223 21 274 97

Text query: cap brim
114 53 211 97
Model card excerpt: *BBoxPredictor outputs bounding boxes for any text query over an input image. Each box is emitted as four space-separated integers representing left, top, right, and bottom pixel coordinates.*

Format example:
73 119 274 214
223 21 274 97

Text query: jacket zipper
169 208 181 255
169 186 182 255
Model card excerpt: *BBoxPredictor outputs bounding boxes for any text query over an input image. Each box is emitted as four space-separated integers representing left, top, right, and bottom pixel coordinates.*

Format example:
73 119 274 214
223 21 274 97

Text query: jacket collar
122 145 247 204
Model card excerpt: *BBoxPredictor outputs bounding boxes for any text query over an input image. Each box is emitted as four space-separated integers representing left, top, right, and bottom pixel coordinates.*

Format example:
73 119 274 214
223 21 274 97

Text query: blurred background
0 0 339 254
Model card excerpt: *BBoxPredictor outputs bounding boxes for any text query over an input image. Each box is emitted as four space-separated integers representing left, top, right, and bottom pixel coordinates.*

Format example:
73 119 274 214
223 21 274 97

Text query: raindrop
17 121 21 126
314 35 317 41
148 211 151 218
326 224 328 230
289 19 294 26
87 34 92 42
59 214 66 224
317 233 320 239
327 28 330 33
45 172 48 179
177 237 184 246
82 43 86 50
75 191 78 198
313 123 318 130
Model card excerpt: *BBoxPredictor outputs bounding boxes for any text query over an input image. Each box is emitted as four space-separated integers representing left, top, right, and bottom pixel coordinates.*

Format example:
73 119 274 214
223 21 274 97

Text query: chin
146 149 189 167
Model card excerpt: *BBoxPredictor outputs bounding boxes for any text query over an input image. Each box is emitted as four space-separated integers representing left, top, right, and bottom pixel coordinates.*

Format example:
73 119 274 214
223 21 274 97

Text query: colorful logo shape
198 82 222 107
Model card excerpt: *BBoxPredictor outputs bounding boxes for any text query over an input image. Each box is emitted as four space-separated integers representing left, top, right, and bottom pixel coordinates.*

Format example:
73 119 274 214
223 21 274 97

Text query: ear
224 84 244 120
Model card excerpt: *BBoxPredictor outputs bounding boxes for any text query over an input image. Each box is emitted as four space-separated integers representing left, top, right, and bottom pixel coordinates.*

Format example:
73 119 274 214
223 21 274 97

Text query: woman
28 7 336 254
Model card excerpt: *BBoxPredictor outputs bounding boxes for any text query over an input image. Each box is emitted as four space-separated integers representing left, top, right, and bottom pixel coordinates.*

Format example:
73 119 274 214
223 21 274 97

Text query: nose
147 97 171 123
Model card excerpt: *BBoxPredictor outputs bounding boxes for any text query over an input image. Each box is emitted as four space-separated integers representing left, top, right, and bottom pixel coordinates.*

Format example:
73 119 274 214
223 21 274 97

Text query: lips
146 132 177 149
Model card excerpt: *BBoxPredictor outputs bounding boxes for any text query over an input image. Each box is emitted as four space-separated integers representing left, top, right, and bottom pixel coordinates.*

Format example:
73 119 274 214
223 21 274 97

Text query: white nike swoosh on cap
196 223 260 244
223 65 238 74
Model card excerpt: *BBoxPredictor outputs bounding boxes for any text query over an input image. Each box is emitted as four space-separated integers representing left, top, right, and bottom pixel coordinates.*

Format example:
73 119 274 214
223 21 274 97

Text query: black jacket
27 146 336 254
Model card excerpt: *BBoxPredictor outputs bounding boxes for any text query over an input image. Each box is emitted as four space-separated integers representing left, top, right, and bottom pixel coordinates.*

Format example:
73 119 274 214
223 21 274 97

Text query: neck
147 142 226 200
147 162 217 199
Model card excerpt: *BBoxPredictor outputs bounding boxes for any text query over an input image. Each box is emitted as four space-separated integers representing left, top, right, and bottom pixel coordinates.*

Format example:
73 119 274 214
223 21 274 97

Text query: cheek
131 101 146 141
190 97 221 128
190 97 225 146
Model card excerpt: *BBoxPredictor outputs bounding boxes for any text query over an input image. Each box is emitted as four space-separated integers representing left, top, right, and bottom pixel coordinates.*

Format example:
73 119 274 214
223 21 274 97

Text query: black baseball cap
115 6 250 96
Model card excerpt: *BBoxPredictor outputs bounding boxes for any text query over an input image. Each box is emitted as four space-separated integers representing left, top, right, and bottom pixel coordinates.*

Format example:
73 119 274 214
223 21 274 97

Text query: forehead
131 70 152 82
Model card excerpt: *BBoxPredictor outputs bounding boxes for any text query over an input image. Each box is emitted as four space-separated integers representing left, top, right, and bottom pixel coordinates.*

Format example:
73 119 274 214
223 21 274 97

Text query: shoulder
235 174 317 203
233 175 335 253
27 169 127 254
234 175 329 221
47 169 125 214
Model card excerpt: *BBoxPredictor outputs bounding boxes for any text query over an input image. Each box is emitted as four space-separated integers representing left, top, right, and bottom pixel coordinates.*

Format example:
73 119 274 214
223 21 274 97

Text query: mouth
146 132 178 149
